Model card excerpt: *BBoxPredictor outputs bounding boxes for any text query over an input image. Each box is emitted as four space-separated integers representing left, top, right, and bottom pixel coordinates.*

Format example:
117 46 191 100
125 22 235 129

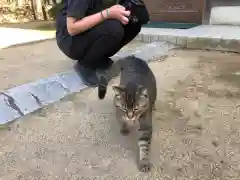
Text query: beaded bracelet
100 9 110 20
106 9 109 18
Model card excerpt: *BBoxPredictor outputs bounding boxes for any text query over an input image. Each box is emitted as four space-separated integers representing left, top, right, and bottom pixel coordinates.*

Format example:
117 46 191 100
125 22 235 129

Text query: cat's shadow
90 91 139 163
82 58 142 164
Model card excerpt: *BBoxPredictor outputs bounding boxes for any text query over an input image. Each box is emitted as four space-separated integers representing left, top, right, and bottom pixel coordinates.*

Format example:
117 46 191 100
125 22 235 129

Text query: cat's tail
98 75 108 99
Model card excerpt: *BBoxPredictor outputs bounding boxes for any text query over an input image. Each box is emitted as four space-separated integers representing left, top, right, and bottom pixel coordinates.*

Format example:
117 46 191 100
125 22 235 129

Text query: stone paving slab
113 41 177 61
137 25 240 53
0 41 177 125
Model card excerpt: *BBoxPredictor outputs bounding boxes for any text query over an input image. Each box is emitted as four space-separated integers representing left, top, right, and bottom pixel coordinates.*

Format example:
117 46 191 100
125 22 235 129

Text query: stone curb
137 26 240 53
0 41 177 125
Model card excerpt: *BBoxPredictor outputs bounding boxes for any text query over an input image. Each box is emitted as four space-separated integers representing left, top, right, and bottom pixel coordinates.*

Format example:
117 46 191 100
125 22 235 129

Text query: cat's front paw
138 160 151 172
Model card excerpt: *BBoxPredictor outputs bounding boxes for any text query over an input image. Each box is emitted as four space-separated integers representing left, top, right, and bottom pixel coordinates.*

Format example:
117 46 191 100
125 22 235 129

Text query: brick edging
136 30 240 53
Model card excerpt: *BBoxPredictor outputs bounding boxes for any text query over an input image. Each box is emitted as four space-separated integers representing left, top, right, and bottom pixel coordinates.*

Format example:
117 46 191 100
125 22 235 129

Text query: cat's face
113 85 149 123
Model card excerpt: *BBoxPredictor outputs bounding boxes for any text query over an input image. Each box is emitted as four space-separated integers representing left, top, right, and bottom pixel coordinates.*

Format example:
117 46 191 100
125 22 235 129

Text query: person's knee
133 23 142 35
100 20 124 42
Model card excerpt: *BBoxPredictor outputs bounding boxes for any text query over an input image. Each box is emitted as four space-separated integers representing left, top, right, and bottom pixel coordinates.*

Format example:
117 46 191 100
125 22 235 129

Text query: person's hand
107 5 131 25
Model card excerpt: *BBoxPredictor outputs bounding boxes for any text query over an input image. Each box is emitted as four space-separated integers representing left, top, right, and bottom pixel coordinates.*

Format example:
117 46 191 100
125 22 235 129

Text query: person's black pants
57 20 141 69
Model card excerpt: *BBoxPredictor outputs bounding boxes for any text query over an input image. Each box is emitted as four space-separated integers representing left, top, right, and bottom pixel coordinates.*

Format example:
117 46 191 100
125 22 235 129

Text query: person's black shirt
56 0 117 41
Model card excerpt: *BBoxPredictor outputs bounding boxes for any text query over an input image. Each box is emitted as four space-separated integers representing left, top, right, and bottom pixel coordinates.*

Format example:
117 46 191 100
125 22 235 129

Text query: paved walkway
0 27 55 49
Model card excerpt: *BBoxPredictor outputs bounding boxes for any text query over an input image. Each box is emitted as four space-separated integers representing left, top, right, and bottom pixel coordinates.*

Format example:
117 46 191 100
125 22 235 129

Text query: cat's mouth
124 113 138 122
124 116 138 126
125 116 136 121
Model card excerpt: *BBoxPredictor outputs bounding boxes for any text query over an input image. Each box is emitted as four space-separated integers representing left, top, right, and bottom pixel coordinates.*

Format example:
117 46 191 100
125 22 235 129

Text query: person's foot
74 62 99 87
96 57 120 82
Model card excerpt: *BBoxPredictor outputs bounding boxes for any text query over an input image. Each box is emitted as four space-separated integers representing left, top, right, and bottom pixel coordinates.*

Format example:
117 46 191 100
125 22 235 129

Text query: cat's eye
114 95 123 108
114 95 121 100
134 105 145 112
138 98 147 107
114 100 121 107
138 104 146 108
133 108 139 112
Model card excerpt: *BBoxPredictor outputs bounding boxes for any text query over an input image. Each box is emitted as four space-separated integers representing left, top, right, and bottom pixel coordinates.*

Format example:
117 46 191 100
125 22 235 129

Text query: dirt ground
0 49 240 179
153 50 240 178
0 39 73 90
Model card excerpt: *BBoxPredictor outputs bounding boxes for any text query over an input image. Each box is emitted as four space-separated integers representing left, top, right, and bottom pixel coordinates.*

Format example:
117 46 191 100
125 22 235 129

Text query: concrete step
137 25 240 53
210 6 240 26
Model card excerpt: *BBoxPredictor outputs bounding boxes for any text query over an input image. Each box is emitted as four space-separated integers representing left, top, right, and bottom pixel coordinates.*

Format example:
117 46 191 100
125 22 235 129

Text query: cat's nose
127 111 134 118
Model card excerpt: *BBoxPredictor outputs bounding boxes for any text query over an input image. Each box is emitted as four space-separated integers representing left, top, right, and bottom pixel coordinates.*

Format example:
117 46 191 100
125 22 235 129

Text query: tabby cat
112 56 157 172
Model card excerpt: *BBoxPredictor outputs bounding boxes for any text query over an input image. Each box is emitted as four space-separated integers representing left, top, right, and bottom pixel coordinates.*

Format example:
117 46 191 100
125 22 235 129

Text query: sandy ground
0 50 240 179
0 40 144 91
0 39 73 90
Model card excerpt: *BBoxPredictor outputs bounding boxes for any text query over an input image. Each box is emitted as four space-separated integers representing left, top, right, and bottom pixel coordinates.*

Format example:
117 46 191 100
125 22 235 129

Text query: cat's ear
142 88 148 96
112 86 124 96
140 88 148 97
138 86 148 96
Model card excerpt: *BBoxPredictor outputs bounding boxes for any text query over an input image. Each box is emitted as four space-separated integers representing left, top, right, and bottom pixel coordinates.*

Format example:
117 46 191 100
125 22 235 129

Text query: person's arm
66 0 130 36
66 0 108 36
67 10 107 36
